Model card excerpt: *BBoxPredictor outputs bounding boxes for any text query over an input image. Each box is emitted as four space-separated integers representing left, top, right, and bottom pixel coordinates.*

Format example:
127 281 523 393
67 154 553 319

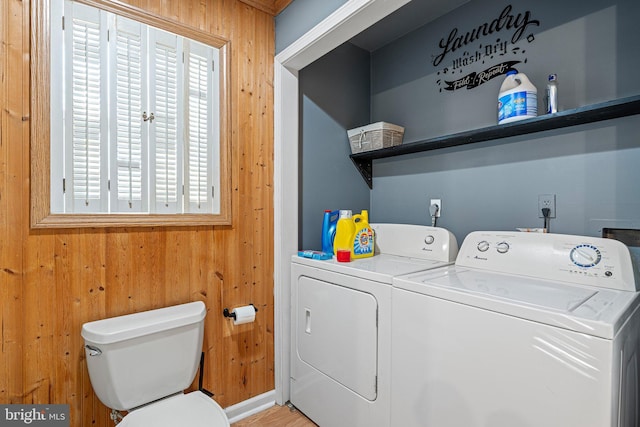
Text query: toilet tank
81 301 207 411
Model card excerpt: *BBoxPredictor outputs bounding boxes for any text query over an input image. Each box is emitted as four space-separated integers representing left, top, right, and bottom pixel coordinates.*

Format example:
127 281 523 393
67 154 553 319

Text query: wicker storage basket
347 122 404 154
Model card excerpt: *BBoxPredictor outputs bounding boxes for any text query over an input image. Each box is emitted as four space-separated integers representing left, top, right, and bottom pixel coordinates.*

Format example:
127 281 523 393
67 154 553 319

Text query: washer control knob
496 241 510 254
424 235 435 245
477 241 490 252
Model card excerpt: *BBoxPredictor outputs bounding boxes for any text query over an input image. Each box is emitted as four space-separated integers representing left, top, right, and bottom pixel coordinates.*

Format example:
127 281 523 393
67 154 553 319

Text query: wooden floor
231 403 317 427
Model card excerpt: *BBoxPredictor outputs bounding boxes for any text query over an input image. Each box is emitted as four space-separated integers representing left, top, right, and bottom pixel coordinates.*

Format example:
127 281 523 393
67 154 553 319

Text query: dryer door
296 276 378 400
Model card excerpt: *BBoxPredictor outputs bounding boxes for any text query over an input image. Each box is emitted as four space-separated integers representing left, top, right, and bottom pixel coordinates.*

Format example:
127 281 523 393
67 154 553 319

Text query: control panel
371 223 459 263
456 231 638 292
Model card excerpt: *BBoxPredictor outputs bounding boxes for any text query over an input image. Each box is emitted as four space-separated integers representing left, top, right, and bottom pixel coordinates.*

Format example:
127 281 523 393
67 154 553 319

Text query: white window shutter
64 0 109 213
184 40 215 214
149 28 183 214
109 14 148 212
209 45 221 215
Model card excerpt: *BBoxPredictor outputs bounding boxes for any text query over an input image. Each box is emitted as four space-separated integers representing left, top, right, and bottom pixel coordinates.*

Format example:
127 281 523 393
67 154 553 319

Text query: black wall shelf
350 95 640 189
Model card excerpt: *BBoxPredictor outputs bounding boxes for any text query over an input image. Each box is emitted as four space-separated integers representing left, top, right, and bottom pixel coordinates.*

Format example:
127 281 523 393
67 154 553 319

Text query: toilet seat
118 391 230 427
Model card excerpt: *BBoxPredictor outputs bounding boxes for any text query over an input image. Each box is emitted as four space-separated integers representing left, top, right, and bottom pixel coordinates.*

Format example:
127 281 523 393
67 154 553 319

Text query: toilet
81 301 230 427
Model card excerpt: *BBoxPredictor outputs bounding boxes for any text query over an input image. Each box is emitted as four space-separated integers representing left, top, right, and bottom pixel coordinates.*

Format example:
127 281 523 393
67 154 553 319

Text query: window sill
30 213 232 229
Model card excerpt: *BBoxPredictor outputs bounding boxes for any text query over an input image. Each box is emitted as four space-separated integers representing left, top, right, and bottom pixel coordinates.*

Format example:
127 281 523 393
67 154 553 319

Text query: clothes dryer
291 224 458 427
392 231 640 427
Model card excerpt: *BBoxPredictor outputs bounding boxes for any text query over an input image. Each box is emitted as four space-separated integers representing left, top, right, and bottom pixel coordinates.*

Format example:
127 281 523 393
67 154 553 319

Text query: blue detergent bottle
321 210 340 254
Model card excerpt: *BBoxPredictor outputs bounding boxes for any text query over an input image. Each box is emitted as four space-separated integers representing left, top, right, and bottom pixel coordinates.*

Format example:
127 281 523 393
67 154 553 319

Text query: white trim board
272 0 409 405
224 390 276 424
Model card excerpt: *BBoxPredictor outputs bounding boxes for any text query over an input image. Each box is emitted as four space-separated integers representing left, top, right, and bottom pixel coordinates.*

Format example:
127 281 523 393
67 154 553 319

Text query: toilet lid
118 391 230 427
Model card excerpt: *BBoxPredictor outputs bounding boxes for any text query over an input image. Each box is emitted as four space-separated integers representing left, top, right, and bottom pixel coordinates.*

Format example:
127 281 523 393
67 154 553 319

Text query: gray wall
371 0 639 140
299 43 371 250
285 0 640 249
370 0 640 244
275 0 348 54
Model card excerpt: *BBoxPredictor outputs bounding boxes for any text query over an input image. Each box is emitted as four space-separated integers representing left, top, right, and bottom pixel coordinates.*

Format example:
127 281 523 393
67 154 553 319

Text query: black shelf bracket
349 95 640 188
350 156 373 189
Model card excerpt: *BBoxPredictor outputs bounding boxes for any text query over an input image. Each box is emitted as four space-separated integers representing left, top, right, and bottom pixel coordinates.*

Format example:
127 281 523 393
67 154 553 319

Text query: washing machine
290 224 458 427
392 231 640 427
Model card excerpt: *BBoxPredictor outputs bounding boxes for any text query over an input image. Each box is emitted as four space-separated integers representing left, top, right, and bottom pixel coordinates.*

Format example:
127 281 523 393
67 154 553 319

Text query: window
50 0 221 216
31 0 231 227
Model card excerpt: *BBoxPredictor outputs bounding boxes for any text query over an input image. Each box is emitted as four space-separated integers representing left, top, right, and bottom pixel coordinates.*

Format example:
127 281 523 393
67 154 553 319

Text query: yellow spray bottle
351 210 374 259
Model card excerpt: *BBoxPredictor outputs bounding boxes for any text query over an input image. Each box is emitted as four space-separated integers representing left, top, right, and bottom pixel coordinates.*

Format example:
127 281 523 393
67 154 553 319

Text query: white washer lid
394 266 640 339
118 392 229 427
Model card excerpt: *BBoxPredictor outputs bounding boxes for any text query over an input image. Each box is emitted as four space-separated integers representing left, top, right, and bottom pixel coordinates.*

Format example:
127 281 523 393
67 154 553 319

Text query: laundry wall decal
443 60 521 91
433 4 540 92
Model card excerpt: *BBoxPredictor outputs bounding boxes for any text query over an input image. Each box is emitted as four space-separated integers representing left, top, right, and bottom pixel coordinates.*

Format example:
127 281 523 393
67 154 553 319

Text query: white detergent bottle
498 70 538 124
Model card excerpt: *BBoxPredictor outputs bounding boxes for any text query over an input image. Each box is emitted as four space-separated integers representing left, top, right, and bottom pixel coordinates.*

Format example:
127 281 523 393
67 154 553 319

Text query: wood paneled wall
1 0 275 425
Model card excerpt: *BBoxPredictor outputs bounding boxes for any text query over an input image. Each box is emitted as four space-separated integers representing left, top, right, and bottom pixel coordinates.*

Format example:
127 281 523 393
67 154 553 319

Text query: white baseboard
224 390 276 424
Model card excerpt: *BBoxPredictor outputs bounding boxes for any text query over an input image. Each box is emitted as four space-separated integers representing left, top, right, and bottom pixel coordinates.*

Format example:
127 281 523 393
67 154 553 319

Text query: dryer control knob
477 241 490 252
496 241 510 254
424 235 435 245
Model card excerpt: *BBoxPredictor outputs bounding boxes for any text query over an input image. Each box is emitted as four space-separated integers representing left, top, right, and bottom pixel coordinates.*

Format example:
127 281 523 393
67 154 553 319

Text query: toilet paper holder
223 304 258 320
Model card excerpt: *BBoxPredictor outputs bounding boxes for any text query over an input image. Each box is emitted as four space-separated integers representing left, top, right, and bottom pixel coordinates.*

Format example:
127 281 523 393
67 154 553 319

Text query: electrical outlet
430 199 441 217
538 194 556 218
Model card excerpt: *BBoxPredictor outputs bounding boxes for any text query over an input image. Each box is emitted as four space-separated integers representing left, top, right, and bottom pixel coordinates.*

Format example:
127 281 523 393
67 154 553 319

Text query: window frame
31 0 232 228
